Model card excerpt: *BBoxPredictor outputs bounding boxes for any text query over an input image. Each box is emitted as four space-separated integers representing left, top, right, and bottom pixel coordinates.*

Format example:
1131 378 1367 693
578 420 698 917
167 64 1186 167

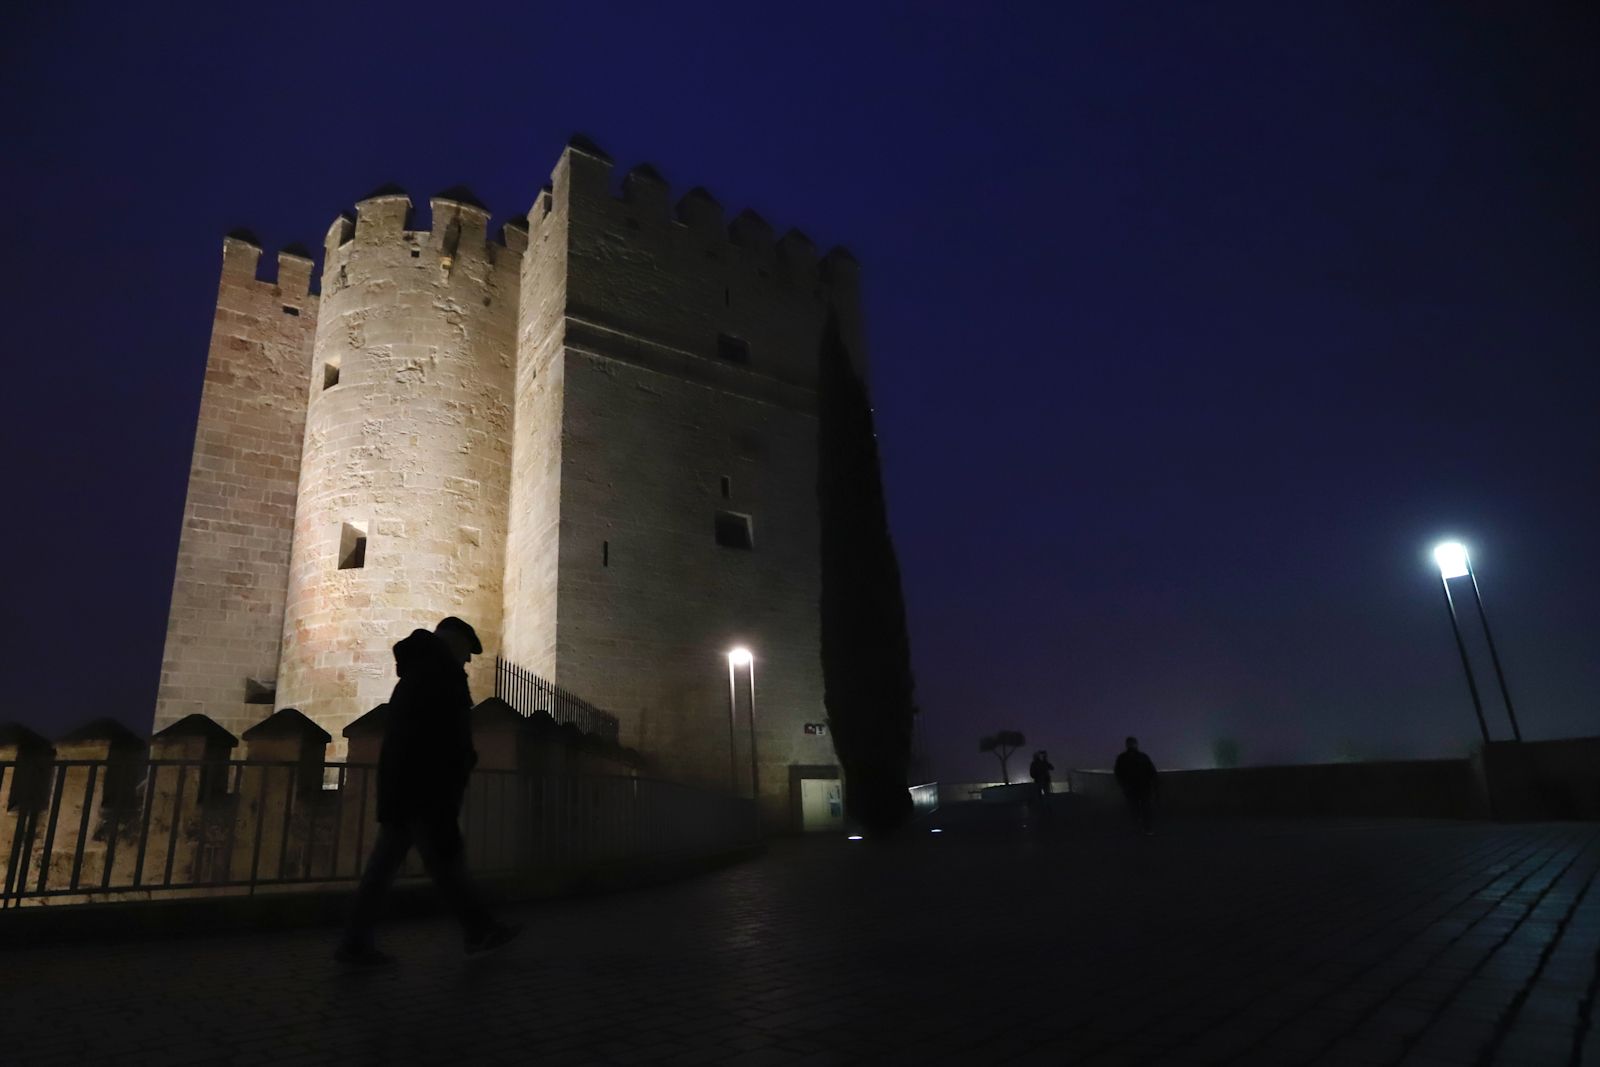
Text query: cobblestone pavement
3 817 1597 1065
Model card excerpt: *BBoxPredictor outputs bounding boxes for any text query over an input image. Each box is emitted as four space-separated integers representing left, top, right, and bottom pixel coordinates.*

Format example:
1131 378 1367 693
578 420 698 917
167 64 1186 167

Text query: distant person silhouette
1029 750 1054 802
336 616 520 966
1113 736 1158 835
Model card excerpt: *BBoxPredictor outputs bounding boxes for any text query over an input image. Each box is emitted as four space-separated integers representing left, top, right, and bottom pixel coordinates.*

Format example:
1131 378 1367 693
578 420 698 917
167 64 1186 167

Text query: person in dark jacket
1028 750 1054 809
1113 736 1158 835
336 616 519 965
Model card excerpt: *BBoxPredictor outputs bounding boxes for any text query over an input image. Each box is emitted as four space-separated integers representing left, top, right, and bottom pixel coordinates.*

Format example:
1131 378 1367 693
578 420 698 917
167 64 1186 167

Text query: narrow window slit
338 521 367 569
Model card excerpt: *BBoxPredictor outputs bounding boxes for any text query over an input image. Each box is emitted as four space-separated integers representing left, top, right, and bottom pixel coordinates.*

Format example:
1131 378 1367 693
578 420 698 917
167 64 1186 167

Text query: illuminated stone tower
274 188 518 742
155 139 868 827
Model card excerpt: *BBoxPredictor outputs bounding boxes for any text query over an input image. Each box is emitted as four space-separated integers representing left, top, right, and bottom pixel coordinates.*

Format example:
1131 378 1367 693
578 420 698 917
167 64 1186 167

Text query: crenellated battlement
321 183 520 279
550 134 858 301
221 230 317 296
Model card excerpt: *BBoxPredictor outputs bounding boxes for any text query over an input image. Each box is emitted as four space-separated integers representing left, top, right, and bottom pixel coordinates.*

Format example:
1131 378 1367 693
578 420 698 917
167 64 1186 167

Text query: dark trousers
1125 790 1154 832
342 817 491 948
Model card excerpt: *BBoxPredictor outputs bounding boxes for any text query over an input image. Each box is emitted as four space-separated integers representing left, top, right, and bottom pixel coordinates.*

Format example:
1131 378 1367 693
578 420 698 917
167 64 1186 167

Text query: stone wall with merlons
152 240 316 741
274 192 520 759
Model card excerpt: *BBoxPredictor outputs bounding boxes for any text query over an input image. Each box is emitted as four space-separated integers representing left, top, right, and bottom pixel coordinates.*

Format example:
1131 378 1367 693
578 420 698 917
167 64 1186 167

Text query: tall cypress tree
817 309 917 834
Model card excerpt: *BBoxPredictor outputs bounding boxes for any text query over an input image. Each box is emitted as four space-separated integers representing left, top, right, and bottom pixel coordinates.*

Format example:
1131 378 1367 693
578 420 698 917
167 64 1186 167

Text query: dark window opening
602 540 609 567
282 305 300 317
323 362 341 390
720 475 731 499
339 522 367 570
715 511 754 550
410 249 421 258
717 333 750 365
244 678 276 705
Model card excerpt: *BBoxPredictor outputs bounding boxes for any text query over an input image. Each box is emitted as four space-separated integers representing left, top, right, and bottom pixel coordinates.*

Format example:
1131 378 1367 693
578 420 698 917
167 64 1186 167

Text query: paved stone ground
2 816 1597 1065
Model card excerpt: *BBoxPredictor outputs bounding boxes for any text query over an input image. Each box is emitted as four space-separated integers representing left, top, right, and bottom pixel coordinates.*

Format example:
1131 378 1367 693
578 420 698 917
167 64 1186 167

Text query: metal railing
0 758 754 908
494 657 620 742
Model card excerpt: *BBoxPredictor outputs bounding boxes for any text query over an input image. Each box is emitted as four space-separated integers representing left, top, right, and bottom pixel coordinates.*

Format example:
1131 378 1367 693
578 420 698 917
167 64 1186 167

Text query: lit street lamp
726 647 759 802
1433 542 1489 744
1433 541 1523 743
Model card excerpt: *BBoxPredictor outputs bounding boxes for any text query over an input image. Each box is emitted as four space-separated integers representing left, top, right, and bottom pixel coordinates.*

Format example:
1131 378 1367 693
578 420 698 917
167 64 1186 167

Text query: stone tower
152 238 316 741
156 139 868 827
274 187 519 742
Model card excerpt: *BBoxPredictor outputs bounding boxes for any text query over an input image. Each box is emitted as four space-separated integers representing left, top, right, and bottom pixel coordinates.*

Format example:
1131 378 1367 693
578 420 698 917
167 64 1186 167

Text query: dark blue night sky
3 3 1595 780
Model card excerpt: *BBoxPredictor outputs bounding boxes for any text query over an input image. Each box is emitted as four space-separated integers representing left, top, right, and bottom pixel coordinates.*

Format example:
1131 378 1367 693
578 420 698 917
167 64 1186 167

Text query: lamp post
1433 542 1490 745
727 648 758 802
725 651 741 792
1463 551 1523 742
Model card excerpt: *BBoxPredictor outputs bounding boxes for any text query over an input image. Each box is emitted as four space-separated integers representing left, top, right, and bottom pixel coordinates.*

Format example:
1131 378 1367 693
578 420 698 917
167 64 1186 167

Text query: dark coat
376 629 478 823
1029 757 1054 785
1113 750 1157 796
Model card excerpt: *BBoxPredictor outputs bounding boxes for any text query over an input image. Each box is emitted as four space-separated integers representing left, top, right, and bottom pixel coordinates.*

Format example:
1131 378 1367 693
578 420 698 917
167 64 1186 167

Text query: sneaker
334 943 396 967
465 922 523 956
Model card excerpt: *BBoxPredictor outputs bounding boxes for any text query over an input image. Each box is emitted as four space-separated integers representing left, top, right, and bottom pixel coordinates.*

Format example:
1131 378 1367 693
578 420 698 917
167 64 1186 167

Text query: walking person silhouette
1028 750 1054 810
1113 736 1158 835
335 616 520 965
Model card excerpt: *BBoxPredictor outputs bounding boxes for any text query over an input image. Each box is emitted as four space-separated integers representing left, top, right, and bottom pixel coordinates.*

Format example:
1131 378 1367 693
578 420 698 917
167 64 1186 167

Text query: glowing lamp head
728 647 753 667
1434 542 1470 580
847 834 864 841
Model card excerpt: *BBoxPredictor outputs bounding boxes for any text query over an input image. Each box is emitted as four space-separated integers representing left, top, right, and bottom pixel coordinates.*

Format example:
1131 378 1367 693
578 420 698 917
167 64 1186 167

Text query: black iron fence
0 758 754 908
494 657 620 742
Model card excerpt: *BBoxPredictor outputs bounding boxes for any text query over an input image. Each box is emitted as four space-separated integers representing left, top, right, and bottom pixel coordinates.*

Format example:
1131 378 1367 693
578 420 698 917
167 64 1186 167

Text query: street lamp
1433 540 1522 743
1438 542 1523 742
726 647 759 802
1433 541 1490 744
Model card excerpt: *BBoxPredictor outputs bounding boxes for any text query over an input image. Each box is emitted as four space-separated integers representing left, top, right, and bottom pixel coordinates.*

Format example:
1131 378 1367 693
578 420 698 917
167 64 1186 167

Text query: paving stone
3 818 1597 1064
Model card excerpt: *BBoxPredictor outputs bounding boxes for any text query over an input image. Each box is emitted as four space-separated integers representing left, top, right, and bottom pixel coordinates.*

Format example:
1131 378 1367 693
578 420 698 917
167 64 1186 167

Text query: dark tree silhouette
1211 736 1241 768
818 309 917 835
979 730 1026 784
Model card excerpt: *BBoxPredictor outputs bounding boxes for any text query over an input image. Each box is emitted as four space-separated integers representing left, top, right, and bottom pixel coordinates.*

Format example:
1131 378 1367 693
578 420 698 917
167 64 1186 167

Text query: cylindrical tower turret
276 186 520 754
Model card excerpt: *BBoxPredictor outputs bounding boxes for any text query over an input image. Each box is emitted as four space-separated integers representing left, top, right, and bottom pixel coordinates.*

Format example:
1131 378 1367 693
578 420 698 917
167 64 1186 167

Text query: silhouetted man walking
1029 750 1054 805
336 616 519 965
1113 736 1158 835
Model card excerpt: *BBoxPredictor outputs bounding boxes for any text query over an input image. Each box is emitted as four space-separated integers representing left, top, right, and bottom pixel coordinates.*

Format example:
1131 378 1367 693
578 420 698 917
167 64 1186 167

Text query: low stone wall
1065 739 1600 821
1067 759 1482 819
1476 738 1600 820
2 705 751 908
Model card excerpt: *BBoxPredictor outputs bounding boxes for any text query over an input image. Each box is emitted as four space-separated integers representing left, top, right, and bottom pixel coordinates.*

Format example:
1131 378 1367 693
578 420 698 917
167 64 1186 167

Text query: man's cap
436 616 483 654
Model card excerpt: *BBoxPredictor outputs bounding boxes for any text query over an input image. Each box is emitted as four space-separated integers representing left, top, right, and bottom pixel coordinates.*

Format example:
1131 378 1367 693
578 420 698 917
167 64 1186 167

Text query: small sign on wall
804 722 829 736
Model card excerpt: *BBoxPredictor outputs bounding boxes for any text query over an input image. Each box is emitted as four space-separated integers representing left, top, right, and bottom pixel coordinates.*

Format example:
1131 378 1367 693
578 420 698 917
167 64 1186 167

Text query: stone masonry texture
153 240 316 741
157 142 863 824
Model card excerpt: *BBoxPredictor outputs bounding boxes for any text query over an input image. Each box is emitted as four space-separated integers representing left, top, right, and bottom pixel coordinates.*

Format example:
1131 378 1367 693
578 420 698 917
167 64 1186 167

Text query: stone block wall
513 142 858 824
152 238 317 740
275 190 521 757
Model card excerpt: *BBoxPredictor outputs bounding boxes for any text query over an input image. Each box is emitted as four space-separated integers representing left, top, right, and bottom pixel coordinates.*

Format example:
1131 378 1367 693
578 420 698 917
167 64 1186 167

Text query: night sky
4 4 1595 781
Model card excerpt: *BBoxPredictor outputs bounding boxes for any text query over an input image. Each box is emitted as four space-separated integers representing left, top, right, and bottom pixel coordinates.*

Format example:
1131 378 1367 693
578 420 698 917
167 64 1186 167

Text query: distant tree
818 310 917 836
979 730 1026 784
1211 737 1241 769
